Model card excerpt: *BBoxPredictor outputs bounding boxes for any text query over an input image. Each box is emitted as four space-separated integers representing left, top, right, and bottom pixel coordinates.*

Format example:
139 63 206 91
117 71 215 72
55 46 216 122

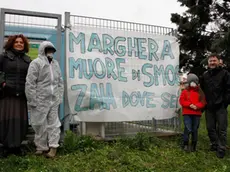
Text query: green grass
26 43 39 60
27 47 38 60
1 114 230 172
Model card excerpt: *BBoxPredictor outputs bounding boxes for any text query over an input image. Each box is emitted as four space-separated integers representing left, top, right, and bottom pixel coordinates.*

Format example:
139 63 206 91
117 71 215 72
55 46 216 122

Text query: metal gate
0 8 65 121
64 12 181 139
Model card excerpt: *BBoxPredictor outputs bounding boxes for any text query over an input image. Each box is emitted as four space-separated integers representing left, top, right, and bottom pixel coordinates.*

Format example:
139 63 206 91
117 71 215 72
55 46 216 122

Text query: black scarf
47 56 53 64
11 48 25 56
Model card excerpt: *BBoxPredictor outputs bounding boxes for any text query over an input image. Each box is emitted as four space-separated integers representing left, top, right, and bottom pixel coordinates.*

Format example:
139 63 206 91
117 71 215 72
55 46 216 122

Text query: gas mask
46 53 54 59
190 82 197 87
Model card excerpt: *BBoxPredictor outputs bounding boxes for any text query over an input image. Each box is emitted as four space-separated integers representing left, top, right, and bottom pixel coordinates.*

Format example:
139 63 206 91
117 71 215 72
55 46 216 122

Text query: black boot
0 147 8 158
216 150 225 159
0 147 4 158
191 142 197 152
209 144 217 152
13 147 26 156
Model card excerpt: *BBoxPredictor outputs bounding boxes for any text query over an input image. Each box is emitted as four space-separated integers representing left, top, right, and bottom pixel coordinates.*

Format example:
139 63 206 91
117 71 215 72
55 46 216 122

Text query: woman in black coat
0 34 31 157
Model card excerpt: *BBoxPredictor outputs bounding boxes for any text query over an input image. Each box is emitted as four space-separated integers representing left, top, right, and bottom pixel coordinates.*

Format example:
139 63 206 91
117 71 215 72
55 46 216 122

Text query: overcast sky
1 0 186 28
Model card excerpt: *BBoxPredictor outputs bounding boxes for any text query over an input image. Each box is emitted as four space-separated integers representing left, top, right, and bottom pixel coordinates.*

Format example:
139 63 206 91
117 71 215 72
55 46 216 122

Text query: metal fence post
56 14 62 66
55 14 65 133
63 12 71 132
0 9 5 53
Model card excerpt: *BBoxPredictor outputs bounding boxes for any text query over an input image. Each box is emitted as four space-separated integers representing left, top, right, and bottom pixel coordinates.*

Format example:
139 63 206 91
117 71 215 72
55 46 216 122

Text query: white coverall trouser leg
32 106 61 151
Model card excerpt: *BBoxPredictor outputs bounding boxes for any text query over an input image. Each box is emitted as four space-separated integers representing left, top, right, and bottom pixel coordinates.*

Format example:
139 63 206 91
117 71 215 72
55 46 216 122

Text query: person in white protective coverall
25 41 64 158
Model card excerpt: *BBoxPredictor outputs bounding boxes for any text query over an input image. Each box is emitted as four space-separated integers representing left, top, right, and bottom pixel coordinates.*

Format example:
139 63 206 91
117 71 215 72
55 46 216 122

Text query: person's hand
193 105 197 110
190 104 197 110
2 82 5 88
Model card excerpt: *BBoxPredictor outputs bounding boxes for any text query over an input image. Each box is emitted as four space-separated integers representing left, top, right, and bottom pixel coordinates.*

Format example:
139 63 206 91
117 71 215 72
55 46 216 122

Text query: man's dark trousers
205 105 228 151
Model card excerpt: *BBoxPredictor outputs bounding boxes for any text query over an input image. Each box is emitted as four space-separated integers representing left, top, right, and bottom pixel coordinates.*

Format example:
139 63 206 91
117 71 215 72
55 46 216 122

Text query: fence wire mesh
70 15 174 35
5 14 57 28
69 15 181 138
4 13 58 41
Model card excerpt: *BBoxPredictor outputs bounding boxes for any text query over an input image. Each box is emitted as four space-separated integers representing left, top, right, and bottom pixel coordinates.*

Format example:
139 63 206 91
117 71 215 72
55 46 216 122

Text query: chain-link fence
65 13 181 139
0 8 181 139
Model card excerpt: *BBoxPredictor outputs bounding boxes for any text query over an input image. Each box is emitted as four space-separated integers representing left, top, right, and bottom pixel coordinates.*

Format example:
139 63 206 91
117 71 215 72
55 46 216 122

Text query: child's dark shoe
191 142 197 152
209 144 217 152
184 145 189 152
216 150 225 159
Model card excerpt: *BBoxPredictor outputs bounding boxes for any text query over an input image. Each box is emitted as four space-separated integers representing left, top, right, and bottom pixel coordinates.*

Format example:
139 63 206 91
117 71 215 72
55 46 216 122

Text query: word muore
69 57 179 86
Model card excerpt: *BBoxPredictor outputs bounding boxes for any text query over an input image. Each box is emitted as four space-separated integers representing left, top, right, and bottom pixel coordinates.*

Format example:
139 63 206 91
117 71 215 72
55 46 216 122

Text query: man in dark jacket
200 54 230 158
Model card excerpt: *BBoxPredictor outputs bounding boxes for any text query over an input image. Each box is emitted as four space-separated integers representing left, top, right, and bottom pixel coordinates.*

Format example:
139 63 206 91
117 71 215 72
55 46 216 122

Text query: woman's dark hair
198 87 206 104
4 34 29 53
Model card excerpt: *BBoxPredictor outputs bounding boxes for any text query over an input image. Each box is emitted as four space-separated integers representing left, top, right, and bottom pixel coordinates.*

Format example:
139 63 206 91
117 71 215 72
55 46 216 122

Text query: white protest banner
66 26 180 122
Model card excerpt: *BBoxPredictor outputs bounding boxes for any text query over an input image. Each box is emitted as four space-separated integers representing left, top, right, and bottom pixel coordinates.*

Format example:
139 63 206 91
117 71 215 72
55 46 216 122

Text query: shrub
62 130 102 153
